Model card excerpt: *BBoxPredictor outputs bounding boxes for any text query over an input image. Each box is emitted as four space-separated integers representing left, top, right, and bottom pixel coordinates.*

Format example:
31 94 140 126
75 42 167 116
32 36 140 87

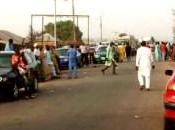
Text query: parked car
56 47 69 69
56 47 81 69
94 46 107 63
164 69 175 130
0 51 38 100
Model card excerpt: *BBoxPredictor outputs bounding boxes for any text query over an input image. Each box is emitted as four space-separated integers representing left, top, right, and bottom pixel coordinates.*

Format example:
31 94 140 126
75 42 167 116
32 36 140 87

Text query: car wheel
164 118 175 130
9 84 19 100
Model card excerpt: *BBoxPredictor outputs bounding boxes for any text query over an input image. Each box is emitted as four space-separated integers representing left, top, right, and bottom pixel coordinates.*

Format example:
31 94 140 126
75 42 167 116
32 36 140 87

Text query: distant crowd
154 41 175 62
3 39 138 80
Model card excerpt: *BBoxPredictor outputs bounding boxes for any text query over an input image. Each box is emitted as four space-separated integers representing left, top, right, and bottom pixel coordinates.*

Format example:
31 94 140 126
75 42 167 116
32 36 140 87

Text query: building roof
34 33 63 46
36 33 55 42
0 30 24 45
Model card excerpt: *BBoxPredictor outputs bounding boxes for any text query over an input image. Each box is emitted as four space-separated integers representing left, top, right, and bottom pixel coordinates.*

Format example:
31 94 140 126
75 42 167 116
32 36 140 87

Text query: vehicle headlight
0 77 8 82
0 77 2 82
2 77 7 82
64 58 68 62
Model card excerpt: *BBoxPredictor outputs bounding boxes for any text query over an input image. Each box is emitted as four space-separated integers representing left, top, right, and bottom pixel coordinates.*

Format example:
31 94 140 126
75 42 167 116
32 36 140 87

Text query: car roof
0 51 15 54
95 46 107 51
56 47 69 50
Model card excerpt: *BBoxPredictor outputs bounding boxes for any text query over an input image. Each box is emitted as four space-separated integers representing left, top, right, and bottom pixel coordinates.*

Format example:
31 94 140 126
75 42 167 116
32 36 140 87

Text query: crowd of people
11 47 38 98
136 41 175 91
3 39 98 82
33 44 60 81
3 39 63 98
98 40 175 92
5 38 172 94
3 39 135 82
154 41 175 62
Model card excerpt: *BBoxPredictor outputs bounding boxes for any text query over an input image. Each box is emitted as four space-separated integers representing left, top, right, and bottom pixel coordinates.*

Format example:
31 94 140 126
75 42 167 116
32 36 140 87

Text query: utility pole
100 16 103 42
64 0 76 41
72 0 76 41
88 16 90 45
42 16 44 45
31 15 33 46
54 0 57 47
173 9 175 42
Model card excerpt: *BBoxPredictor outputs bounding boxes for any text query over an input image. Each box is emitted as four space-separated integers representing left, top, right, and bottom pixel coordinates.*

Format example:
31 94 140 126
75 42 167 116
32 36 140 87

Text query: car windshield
0 54 12 68
96 47 106 54
57 49 68 56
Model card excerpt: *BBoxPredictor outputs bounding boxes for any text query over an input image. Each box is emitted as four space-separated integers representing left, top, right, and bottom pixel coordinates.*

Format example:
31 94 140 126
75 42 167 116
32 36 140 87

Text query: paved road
0 61 171 130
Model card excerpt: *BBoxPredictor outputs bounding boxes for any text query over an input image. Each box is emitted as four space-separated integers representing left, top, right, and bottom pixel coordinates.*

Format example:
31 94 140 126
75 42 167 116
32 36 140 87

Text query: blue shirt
4 42 14 51
67 48 77 66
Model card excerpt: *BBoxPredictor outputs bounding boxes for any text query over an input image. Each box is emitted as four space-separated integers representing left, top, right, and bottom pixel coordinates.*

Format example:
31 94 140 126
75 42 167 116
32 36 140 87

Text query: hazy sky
0 0 174 41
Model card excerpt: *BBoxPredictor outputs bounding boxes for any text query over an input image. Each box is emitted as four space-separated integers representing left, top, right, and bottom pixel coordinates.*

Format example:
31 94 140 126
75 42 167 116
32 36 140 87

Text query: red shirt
11 53 27 71
160 43 166 53
18 55 27 71
11 53 20 69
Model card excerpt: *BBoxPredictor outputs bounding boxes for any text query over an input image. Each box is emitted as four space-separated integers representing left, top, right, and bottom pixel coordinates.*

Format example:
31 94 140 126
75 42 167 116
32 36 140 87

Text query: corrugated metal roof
0 30 24 45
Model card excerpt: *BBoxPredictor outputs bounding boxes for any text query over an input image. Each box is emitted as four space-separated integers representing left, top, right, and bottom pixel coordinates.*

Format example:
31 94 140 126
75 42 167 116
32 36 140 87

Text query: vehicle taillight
167 79 175 91
165 83 175 102
167 84 175 91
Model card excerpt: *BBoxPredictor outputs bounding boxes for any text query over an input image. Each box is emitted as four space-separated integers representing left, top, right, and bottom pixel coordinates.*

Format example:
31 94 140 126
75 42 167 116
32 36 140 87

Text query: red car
164 70 175 130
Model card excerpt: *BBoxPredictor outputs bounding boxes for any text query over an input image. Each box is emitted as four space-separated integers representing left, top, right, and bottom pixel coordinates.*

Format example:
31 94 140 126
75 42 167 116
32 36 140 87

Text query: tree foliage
45 20 83 42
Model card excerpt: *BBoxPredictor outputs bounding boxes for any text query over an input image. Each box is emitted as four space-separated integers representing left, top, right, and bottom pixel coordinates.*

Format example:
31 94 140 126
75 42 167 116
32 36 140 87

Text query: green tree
45 20 83 42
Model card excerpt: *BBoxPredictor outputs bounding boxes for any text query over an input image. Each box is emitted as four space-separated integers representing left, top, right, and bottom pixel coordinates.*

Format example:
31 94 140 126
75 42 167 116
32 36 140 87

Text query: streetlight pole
72 0 76 41
64 0 76 41
54 0 57 47
172 9 175 42
100 16 103 42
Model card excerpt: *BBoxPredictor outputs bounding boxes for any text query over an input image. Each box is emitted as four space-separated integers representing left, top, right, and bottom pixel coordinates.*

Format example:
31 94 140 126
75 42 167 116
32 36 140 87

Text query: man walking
67 44 78 78
136 41 155 91
101 42 118 75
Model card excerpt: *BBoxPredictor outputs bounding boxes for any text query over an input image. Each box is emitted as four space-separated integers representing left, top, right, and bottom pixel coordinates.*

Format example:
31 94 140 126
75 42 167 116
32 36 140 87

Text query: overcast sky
0 0 174 41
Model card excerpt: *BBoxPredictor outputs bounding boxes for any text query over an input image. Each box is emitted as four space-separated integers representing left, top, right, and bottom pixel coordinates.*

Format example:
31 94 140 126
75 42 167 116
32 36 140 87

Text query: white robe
136 46 154 77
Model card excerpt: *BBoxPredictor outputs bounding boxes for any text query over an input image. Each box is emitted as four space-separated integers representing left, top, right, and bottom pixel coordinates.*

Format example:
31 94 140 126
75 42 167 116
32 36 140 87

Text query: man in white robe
136 41 155 91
